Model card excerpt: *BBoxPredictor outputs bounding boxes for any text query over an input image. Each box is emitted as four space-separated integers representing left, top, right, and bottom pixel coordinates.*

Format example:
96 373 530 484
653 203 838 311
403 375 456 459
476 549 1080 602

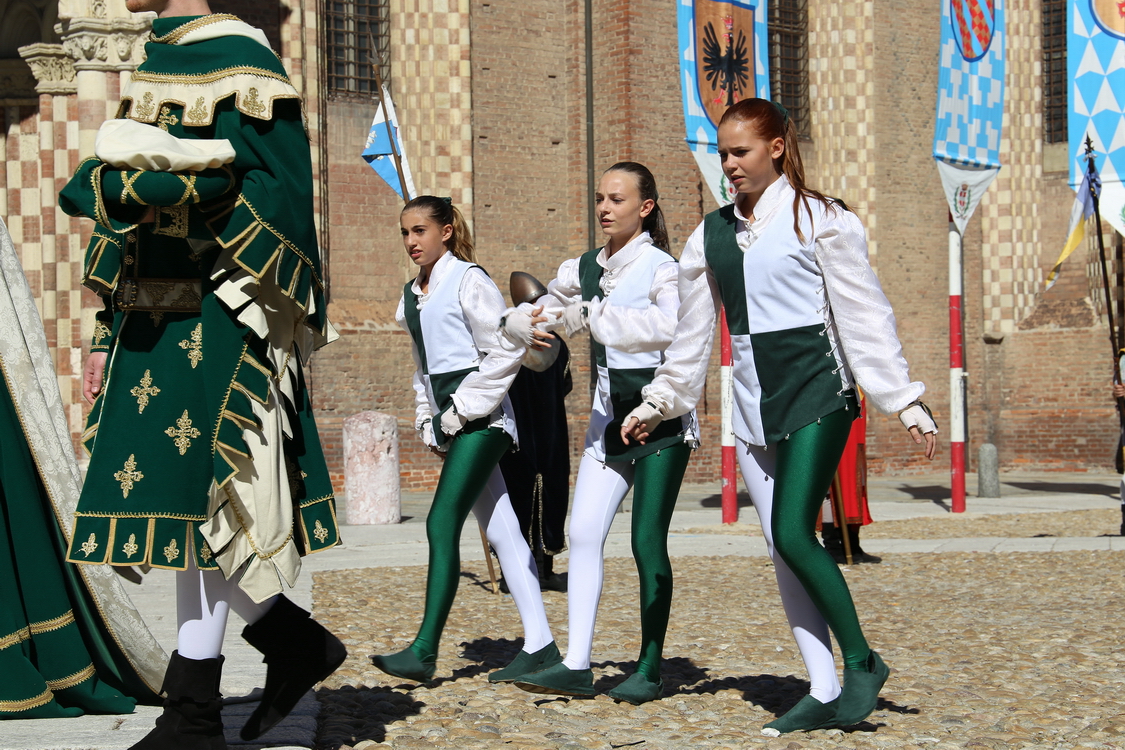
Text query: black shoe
539 572 568 592
130 651 226 750
239 596 347 740
846 525 881 564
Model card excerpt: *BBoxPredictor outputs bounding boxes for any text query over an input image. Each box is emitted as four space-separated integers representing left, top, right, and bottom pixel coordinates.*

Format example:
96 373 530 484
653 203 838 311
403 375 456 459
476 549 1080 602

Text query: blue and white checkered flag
933 0 1006 233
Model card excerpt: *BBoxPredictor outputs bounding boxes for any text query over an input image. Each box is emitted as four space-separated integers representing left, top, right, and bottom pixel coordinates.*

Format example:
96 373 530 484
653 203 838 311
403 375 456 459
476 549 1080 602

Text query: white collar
411 250 456 296
598 231 653 271
733 174 791 226
174 17 272 49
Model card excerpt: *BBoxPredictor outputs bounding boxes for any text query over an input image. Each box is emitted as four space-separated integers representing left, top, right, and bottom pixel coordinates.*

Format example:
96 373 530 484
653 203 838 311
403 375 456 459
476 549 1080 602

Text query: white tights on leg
562 454 634 671
472 467 553 653
737 443 841 703
176 562 277 661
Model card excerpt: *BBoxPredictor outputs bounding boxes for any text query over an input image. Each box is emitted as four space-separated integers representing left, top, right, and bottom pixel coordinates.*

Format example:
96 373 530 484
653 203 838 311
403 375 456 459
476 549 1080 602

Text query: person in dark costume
58 3 346 747
498 274 573 592
0 215 166 719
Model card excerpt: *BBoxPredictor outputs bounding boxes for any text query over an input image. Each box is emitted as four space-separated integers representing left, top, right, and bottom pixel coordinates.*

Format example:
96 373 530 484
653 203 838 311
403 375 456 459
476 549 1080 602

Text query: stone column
343 411 402 525
56 0 152 157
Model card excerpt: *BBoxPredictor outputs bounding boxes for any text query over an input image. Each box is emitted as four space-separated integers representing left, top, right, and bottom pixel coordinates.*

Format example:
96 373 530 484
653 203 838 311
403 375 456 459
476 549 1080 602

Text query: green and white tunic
59 14 339 602
396 252 520 448
534 233 697 462
642 176 924 445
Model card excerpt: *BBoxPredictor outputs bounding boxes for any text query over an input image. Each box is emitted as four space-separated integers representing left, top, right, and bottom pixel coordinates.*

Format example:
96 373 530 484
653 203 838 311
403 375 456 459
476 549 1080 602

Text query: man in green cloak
58 1 346 747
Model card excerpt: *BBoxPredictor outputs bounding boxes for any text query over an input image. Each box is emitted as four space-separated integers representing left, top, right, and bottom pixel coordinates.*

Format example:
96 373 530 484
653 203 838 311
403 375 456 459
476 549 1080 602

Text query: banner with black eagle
678 0 770 206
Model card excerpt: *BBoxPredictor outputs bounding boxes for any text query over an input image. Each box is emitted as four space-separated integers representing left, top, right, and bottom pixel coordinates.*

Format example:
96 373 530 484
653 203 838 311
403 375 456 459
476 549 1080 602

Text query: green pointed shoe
761 694 839 735
370 646 436 683
834 650 890 726
607 672 664 705
488 641 562 683
513 662 595 697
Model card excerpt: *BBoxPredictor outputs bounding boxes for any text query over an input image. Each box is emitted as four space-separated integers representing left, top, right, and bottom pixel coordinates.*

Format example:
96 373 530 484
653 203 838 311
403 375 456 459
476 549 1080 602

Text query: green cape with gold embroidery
60 14 339 602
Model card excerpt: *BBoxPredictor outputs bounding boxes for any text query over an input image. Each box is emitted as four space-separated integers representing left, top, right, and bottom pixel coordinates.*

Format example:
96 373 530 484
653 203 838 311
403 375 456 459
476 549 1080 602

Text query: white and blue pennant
933 0 1006 169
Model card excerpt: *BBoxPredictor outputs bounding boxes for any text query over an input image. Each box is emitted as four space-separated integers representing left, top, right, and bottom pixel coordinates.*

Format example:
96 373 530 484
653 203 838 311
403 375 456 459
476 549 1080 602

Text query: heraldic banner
1069 0 1125 238
932 0 1006 234
678 0 770 206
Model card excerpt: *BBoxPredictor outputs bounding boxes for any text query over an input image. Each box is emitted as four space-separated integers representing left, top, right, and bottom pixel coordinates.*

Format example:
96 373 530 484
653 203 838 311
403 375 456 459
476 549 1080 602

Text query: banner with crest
1069 0 1125 237
932 0 1006 234
678 0 770 205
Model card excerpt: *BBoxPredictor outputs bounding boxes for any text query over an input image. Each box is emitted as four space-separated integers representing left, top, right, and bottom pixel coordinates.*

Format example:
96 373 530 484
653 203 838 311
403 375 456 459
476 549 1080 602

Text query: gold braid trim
46 664 96 692
0 626 30 651
120 69 301 127
29 610 75 636
0 689 53 713
120 171 147 205
150 14 241 44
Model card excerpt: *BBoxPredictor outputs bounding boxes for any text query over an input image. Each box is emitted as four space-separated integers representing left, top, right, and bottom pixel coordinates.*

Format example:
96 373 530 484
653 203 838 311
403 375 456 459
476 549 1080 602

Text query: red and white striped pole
720 307 738 523
948 212 966 513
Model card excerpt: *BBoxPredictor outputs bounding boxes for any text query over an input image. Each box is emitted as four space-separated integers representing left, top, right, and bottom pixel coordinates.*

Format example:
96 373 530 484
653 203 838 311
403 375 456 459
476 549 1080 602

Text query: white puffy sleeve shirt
536 233 680 353
643 180 924 420
396 256 525 437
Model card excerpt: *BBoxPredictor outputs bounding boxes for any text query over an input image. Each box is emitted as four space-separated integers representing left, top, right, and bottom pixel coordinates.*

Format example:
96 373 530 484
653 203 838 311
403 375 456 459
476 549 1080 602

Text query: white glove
500 307 535 347
622 400 664 436
561 300 592 337
440 407 468 437
898 402 938 434
417 417 436 447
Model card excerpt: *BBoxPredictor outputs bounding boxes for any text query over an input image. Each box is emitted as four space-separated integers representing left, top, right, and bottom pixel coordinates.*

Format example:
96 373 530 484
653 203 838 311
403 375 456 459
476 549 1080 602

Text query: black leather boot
129 651 226 750
847 524 882 564
821 522 846 564
239 595 347 740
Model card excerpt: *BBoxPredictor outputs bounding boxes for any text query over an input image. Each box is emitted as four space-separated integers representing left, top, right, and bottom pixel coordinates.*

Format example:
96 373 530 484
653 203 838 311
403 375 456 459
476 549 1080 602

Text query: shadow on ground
314 685 424 749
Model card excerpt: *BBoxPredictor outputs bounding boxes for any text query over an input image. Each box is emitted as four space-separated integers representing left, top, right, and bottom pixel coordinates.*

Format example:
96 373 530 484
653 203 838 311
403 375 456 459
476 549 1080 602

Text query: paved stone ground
5 473 1125 750
312 503 1125 750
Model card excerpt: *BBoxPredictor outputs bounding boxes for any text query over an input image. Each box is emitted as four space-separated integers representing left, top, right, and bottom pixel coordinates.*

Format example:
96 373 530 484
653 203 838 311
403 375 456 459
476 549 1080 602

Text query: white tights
562 454 636 671
176 562 277 661
737 443 842 703
474 468 553 652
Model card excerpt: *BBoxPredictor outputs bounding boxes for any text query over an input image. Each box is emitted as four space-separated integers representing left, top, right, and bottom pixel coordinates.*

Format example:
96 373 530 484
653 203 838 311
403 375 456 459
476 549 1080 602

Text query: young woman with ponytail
371 196 560 684
500 163 697 705
621 100 938 733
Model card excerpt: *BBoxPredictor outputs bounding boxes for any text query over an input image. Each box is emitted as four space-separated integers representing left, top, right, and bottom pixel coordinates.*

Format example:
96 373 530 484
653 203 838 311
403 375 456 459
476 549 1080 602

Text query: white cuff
440 408 468 437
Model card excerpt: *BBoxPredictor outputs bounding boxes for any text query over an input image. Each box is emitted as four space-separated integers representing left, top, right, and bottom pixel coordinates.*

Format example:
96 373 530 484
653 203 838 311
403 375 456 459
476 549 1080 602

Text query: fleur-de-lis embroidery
114 454 143 498
134 91 155 119
122 534 139 557
165 410 201 455
163 538 180 563
157 106 179 132
313 519 329 543
243 87 267 117
186 96 207 124
178 323 203 368
80 533 99 557
199 540 213 564
93 321 112 345
130 369 161 413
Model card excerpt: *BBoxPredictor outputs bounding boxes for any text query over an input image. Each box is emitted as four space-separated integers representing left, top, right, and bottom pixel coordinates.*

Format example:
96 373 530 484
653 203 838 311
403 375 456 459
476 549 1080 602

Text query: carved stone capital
56 15 153 72
17 44 77 95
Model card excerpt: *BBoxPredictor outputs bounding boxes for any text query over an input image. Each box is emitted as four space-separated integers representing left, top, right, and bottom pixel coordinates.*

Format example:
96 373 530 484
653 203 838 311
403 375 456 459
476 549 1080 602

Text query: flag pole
1085 137 1125 490
367 33 410 205
949 210 966 513
1088 135 1120 368
720 307 737 523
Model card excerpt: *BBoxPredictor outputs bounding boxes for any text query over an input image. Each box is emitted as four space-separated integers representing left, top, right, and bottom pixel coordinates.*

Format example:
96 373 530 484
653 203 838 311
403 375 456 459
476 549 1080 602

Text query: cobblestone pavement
313 544 1125 749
